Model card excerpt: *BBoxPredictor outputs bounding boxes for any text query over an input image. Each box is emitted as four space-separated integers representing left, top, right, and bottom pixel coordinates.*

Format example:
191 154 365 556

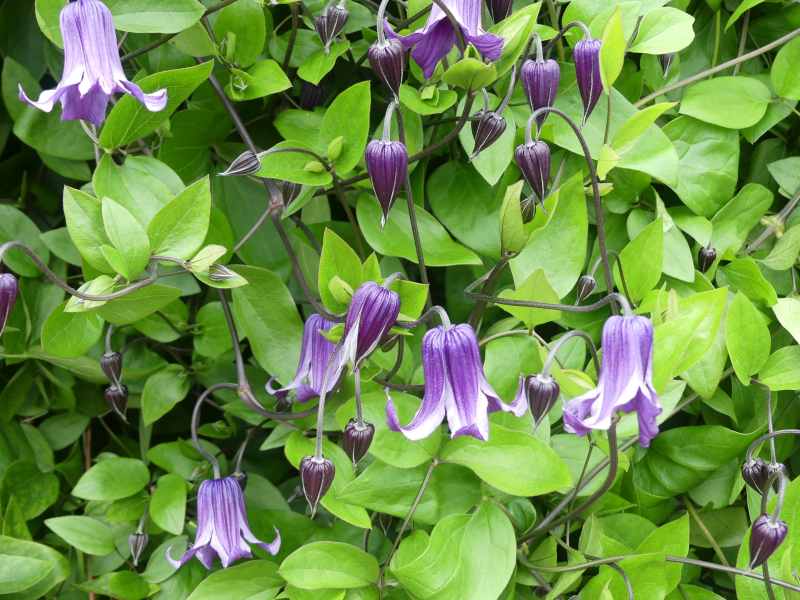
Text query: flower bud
515 140 551 206
576 275 597 303
232 471 248 491
220 150 260 177
100 351 123 386
300 456 335 515
0 273 18 336
299 82 325 110
524 374 560 426
767 462 788 492
697 246 717 273
343 419 375 464
521 57 560 128
280 180 302 206
486 0 512 22
365 139 408 227
315 4 349 52
208 264 237 282
368 39 405 97
471 111 506 158
128 532 149 567
574 38 602 124
742 458 770 494
659 53 675 76
104 385 128 421
749 514 788 568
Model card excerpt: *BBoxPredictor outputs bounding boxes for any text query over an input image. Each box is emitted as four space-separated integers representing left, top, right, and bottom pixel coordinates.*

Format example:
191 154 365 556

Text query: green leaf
100 61 213 149
187 560 283 600
725 292 770 384
0 205 50 277
399 84 458 115
679 77 771 129
499 181 528 254
773 297 800 344
488 3 540 77
710 183 773 257
212 0 266 67
771 36 800 100
72 457 150 501
102 198 151 280
510 173 588 298
357 195 482 267
63 187 113 273
41 302 104 358
104 0 205 33
150 473 186 536
758 345 800 391
279 542 379 589
194 302 234 358
0 536 69 598
440 423 571 496
231 265 304 385
616 218 663 302
226 60 292 101
457 97 516 186
97 284 183 325
442 57 497 90
600 8 625 91
35 0 67 47
141 365 191 426
768 156 800 197
298 41 351 85
319 81 371 174
718 257 777 306
256 141 333 185
726 0 766 30
44 516 114 556
629 7 695 54
612 102 676 153
78 571 155 600
147 177 211 260
318 229 362 314
0 555 52 594
1 460 60 519
497 269 562 329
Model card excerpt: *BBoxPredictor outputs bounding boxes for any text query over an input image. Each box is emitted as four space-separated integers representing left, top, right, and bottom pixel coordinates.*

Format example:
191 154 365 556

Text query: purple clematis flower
168 477 280 569
18 0 167 126
387 323 526 441
340 281 401 370
266 314 338 403
387 0 504 78
563 315 661 447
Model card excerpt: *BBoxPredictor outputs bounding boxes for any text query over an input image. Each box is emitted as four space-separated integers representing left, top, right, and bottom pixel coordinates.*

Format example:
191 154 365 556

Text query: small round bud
524 374 560 426
515 140 551 206
742 457 770 494
471 111 506 158
220 150 261 177
300 456 335 515
299 82 325 110
315 4 349 51
343 419 375 464
128 532 149 567
576 275 597 303
749 514 788 568
100 351 123 385
104 385 128 421
698 246 717 273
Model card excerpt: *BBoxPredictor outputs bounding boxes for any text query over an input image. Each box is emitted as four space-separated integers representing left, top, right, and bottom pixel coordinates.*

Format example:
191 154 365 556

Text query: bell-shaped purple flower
386 0 504 78
18 0 167 127
486 0 512 23
365 139 408 227
340 282 401 370
0 273 18 335
521 57 560 128
267 314 338 403
315 3 349 52
471 110 506 157
514 373 560 427
574 37 602 124
387 323 527 441
515 140 551 205
563 315 661 447
168 476 280 569
368 38 406 97
749 514 788 568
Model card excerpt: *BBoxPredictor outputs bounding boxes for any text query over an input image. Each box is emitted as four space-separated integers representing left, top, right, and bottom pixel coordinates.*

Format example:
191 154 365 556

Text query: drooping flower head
574 37 602 125
315 2 349 53
343 419 375 464
340 281 401 370
18 0 167 126
387 323 526 441
368 37 406 97
521 57 560 128
514 373 560 427
749 514 788 568
266 314 338 404
563 315 661 447
514 139 551 221
386 0 504 78
0 273 19 336
365 139 408 226
300 456 335 515
168 477 280 569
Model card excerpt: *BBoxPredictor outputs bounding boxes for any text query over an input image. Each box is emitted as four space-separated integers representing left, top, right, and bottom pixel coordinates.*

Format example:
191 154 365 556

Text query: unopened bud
659 53 675 76
100 351 123 386
523 374 560 426
104 385 128 421
299 82 325 110
300 456 335 516
471 111 506 158
128 532 148 567
515 140 550 216
343 419 375 464
220 150 260 177
368 39 405 97
576 275 597 303
486 0 512 22
365 139 408 228
521 57 560 129
698 246 717 273
749 514 788 568
742 457 770 494
280 180 302 205
208 264 237 282
574 37 602 124
0 273 18 336
315 4 349 52
767 462 788 492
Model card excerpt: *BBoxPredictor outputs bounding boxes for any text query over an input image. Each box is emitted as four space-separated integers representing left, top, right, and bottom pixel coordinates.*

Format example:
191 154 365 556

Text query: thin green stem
684 497 730 567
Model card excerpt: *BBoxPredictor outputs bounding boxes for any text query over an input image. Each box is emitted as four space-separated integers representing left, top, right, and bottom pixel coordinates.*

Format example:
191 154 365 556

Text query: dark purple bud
742 458 770 494
315 4 349 51
104 385 128 421
0 273 18 336
342 282 401 368
300 456 335 515
521 57 560 128
659 53 675 76
280 180 302 205
220 150 260 177
368 38 405 97
698 246 717 273
574 38 602 124
128 532 148 567
232 471 248 491
515 140 551 203
522 374 560 426
365 139 408 227
486 0 512 22
576 275 597 303
749 514 788 568
299 82 325 110
343 419 375 464
471 111 506 158
100 351 123 386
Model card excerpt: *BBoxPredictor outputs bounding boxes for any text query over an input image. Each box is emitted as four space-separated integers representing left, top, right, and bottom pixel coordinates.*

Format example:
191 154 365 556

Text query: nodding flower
563 314 662 447
365 104 408 227
573 36 602 125
749 514 788 569
387 323 527 441
18 0 167 126
339 281 401 371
